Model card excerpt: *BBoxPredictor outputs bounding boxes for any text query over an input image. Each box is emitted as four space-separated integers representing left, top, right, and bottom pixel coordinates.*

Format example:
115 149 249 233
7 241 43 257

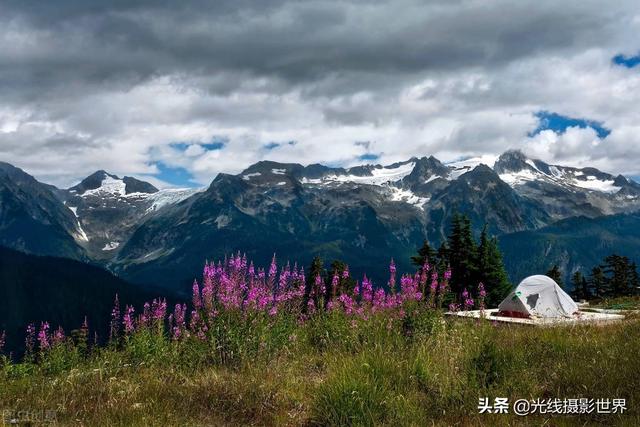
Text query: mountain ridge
1 150 639 290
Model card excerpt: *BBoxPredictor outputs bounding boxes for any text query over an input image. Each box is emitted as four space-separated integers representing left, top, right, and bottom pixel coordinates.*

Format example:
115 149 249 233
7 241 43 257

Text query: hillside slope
0 246 163 353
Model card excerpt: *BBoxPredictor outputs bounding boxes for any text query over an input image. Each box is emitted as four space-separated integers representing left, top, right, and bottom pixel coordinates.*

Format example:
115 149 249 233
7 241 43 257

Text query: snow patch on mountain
83 176 127 197
102 241 120 251
446 155 497 180
73 222 89 242
499 170 539 186
387 186 430 210
572 177 621 193
320 162 416 186
242 172 262 180
146 188 203 212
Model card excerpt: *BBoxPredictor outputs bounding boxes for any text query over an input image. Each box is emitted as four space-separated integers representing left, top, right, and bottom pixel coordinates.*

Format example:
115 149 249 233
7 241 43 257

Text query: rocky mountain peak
69 171 158 195
493 150 534 174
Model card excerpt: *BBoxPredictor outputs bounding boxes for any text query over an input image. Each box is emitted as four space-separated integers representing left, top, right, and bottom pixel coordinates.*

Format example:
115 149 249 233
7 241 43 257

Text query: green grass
1 309 639 426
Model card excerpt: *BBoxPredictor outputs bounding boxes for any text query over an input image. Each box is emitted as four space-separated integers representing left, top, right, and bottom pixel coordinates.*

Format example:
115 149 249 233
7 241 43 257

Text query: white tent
498 275 578 318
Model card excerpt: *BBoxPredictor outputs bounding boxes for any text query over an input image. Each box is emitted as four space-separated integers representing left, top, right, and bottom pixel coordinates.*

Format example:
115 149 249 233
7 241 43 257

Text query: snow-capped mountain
1 150 639 291
493 151 640 219
61 171 202 258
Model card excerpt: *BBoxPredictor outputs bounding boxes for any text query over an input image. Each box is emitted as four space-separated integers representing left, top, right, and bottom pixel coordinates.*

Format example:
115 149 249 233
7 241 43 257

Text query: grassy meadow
1 306 639 426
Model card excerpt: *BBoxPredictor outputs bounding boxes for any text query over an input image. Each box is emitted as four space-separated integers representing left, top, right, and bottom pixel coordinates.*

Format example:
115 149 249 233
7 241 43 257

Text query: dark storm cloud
1 0 639 186
0 0 628 101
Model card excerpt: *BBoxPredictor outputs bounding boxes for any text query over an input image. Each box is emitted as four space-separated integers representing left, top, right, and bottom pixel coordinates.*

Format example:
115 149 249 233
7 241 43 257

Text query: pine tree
475 230 512 307
436 242 449 274
411 240 436 267
571 271 587 301
603 255 633 297
589 266 607 298
630 262 640 296
546 265 563 288
447 213 478 295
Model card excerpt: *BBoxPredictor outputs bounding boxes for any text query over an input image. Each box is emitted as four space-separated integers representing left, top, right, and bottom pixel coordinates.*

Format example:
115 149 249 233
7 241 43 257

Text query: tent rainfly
498 275 579 318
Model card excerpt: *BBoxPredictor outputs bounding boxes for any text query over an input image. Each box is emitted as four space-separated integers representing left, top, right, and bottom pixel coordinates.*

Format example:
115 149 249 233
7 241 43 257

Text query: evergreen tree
435 242 449 274
411 240 436 267
446 213 478 295
589 266 606 298
571 271 589 301
603 255 633 297
475 228 512 307
546 265 563 288
631 262 640 296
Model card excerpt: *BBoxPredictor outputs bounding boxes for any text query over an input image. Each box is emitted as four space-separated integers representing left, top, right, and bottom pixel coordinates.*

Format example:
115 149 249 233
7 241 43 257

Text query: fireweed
10 253 485 359
37 322 50 351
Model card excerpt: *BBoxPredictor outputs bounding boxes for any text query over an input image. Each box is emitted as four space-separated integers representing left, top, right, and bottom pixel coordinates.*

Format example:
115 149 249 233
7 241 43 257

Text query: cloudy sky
0 0 639 188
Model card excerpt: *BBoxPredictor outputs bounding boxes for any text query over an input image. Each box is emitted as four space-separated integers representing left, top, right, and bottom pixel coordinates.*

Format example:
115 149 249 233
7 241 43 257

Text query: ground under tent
447 275 625 325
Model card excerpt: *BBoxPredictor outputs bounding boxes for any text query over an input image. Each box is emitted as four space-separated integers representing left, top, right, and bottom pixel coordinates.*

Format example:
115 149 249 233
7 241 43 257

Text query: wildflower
151 299 167 324
37 322 50 351
189 310 207 340
192 280 202 310
123 305 135 335
79 317 89 348
462 288 474 311
139 302 151 328
25 323 36 354
330 272 339 300
478 282 486 313
337 293 355 315
172 303 187 340
444 266 452 281
52 327 65 346
372 288 386 311
268 254 278 279
361 275 373 303
109 294 121 340
448 303 461 312
388 259 397 294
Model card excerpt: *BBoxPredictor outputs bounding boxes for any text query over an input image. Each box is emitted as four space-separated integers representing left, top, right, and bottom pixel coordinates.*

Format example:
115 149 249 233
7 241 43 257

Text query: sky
0 1 639 188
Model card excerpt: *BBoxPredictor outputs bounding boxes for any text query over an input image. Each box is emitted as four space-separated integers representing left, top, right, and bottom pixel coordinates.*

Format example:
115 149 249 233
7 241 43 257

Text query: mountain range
1 150 639 295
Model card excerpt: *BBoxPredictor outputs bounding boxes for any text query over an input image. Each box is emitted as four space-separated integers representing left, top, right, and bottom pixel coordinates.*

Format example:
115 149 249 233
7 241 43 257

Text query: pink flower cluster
193 253 306 316
18 252 487 353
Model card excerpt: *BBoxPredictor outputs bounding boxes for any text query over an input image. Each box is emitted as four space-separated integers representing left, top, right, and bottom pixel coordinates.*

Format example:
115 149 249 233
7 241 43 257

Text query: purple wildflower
123 305 135 334
462 288 474 311
172 303 187 340
52 327 65 346
192 280 202 310
478 282 486 313
37 321 50 351
389 259 397 294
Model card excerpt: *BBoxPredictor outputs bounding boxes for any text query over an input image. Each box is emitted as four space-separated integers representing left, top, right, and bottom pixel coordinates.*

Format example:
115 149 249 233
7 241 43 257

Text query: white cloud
0 1 639 186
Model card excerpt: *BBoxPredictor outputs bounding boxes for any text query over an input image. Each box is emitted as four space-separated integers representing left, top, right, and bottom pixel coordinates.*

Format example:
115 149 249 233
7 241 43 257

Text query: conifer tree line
411 213 512 307
303 213 513 310
563 255 640 300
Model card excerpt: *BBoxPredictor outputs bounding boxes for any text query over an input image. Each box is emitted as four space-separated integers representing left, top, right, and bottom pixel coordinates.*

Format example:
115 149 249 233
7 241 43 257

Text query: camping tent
498 275 578 318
